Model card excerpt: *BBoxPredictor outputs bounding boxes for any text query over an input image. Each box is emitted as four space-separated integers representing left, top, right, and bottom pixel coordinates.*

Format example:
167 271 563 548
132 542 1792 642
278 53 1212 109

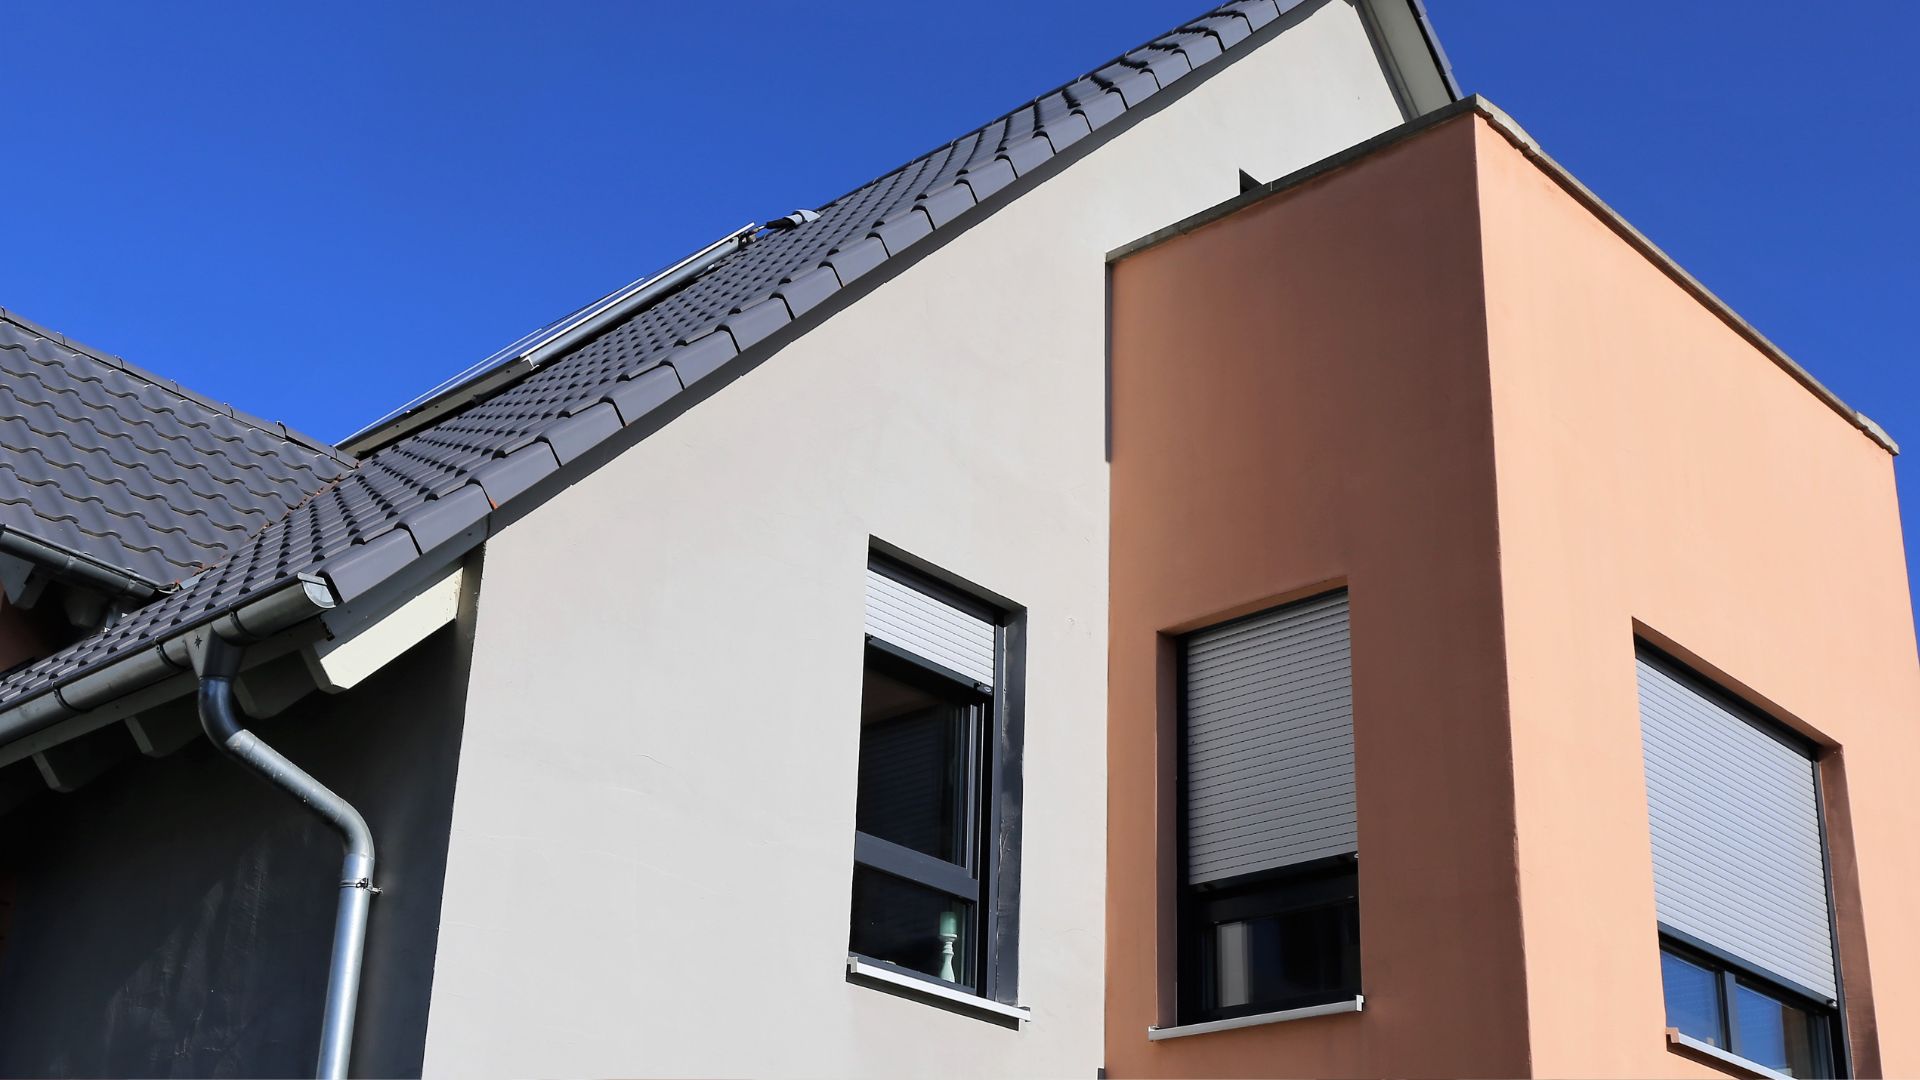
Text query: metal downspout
197 632 376 1080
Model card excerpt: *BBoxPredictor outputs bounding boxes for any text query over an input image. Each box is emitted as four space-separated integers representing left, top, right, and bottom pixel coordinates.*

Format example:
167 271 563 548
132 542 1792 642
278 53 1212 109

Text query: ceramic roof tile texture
0 0 1322 712
0 310 354 586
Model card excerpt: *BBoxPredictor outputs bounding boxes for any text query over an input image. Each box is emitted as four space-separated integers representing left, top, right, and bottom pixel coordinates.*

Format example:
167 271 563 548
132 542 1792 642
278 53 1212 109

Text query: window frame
1179 854 1362 1024
1173 590 1361 1027
849 555 1025 1006
1660 935 1838 1077
1637 644 1851 1077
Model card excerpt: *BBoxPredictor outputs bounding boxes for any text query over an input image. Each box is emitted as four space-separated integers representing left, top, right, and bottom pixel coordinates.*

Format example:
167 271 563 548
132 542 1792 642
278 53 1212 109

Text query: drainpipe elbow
198 632 246 748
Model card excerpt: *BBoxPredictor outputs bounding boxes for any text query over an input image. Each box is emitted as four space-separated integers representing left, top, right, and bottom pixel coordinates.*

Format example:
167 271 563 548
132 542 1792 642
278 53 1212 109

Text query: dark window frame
849 555 1025 1006
1661 935 1839 1077
1178 855 1361 1023
1173 590 1361 1026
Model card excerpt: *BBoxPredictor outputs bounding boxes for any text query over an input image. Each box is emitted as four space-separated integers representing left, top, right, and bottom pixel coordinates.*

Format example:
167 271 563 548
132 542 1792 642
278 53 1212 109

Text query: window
1637 648 1842 1077
1179 590 1359 1024
848 557 1021 1005
1661 940 1835 1078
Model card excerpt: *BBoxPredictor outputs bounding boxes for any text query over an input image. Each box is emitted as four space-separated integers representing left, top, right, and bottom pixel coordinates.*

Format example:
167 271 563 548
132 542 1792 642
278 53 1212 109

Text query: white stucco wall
421 3 1406 1075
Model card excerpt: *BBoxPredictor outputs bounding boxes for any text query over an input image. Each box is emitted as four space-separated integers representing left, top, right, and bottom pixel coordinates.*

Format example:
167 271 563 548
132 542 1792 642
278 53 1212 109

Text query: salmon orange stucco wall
1107 115 1533 1078
1472 113 1920 1077
1109 104 1920 1078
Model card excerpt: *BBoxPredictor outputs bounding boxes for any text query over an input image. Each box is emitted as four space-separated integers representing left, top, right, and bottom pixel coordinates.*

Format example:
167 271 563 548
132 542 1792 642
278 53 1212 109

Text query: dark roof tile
321 530 420 604
959 157 1017 202
0 312 351 584
870 207 935 256
664 330 739 385
1162 30 1224 66
397 484 491 557
718 297 793 352
916 183 978 228
538 402 622 466
1132 47 1193 86
773 266 843 319
0 0 1393 718
824 237 890 284
470 444 560 508
1003 132 1059 174
1227 0 1282 30
605 366 683 428
1075 88 1128 130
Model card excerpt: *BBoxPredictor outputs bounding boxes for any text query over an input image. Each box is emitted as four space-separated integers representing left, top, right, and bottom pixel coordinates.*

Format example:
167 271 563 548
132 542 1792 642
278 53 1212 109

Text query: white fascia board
1355 0 1456 115
304 565 463 693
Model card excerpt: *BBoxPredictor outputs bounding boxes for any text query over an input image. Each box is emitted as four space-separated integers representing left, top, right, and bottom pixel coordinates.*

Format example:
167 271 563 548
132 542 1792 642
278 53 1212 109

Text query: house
0 1 1912 1078
1105 99 1920 1077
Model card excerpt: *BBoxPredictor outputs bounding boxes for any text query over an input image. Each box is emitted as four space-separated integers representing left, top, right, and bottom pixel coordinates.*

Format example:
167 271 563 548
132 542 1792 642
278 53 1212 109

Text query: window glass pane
1733 981 1820 1078
1661 950 1724 1047
857 660 976 865
1204 895 1358 1015
849 867 975 988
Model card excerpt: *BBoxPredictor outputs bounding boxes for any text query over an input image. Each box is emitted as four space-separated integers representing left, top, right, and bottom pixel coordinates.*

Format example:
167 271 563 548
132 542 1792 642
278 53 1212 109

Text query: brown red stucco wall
1108 107 1920 1077
1107 115 1532 1077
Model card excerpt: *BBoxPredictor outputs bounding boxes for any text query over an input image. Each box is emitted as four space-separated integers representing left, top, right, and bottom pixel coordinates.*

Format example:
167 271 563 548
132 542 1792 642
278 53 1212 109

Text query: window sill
1665 1029 1794 1080
1147 996 1364 1041
846 956 1031 1025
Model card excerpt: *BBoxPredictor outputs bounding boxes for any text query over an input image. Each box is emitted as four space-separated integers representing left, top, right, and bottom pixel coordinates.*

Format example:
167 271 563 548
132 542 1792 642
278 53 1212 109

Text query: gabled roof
0 0 1453 725
0 310 352 588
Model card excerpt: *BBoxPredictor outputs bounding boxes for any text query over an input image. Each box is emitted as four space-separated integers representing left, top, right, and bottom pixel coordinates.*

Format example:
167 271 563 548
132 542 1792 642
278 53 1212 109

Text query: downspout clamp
198 632 377 1080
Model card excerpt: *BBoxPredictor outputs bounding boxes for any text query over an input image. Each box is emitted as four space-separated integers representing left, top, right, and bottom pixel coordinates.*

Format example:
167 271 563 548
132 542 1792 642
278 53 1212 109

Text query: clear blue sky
3 2 1916 612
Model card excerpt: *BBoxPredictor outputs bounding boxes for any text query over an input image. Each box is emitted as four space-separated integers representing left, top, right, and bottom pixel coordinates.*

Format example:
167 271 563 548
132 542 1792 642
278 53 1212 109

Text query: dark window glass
1186 862 1359 1021
1658 941 1834 1078
1733 980 1820 1078
849 867 976 988
857 666 974 865
1661 950 1724 1046
850 624 998 995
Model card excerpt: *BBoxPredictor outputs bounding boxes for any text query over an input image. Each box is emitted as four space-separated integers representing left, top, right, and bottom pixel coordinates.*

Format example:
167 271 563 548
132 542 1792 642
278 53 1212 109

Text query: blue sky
3 2 1916 610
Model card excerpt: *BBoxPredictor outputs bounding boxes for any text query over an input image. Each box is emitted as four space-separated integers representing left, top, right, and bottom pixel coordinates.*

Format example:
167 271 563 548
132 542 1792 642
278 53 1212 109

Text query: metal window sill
1147 996 1364 1040
1665 1029 1795 1080
846 956 1031 1024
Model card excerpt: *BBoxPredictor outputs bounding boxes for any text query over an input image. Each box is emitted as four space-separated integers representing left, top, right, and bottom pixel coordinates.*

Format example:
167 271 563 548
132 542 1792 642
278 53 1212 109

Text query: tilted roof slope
0 0 1436 716
0 309 353 587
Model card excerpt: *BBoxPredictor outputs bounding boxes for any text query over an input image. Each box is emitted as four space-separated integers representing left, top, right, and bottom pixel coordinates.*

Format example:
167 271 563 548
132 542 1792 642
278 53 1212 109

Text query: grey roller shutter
1637 651 1837 1001
1184 591 1355 886
865 566 996 688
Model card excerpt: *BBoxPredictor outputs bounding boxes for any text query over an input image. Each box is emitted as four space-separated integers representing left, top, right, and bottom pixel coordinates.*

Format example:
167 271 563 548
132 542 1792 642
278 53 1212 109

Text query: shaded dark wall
0 602 474 1078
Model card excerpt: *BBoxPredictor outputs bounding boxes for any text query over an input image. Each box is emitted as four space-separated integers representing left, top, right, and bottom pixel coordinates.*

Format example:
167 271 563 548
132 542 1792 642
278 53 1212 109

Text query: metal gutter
0 526 165 601
1107 95 1899 456
199 632 374 1080
338 222 762 458
0 573 337 749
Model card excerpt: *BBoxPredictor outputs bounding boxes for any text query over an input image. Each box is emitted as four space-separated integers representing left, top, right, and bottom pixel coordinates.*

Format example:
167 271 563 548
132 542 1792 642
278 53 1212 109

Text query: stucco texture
0 618 476 1077
1108 114 1526 1078
420 2 1408 1076
1474 114 1920 1077
1107 109 1920 1077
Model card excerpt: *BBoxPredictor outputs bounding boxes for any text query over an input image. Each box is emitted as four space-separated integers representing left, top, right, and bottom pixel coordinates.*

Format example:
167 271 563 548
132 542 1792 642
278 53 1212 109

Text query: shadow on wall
0 619 473 1078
